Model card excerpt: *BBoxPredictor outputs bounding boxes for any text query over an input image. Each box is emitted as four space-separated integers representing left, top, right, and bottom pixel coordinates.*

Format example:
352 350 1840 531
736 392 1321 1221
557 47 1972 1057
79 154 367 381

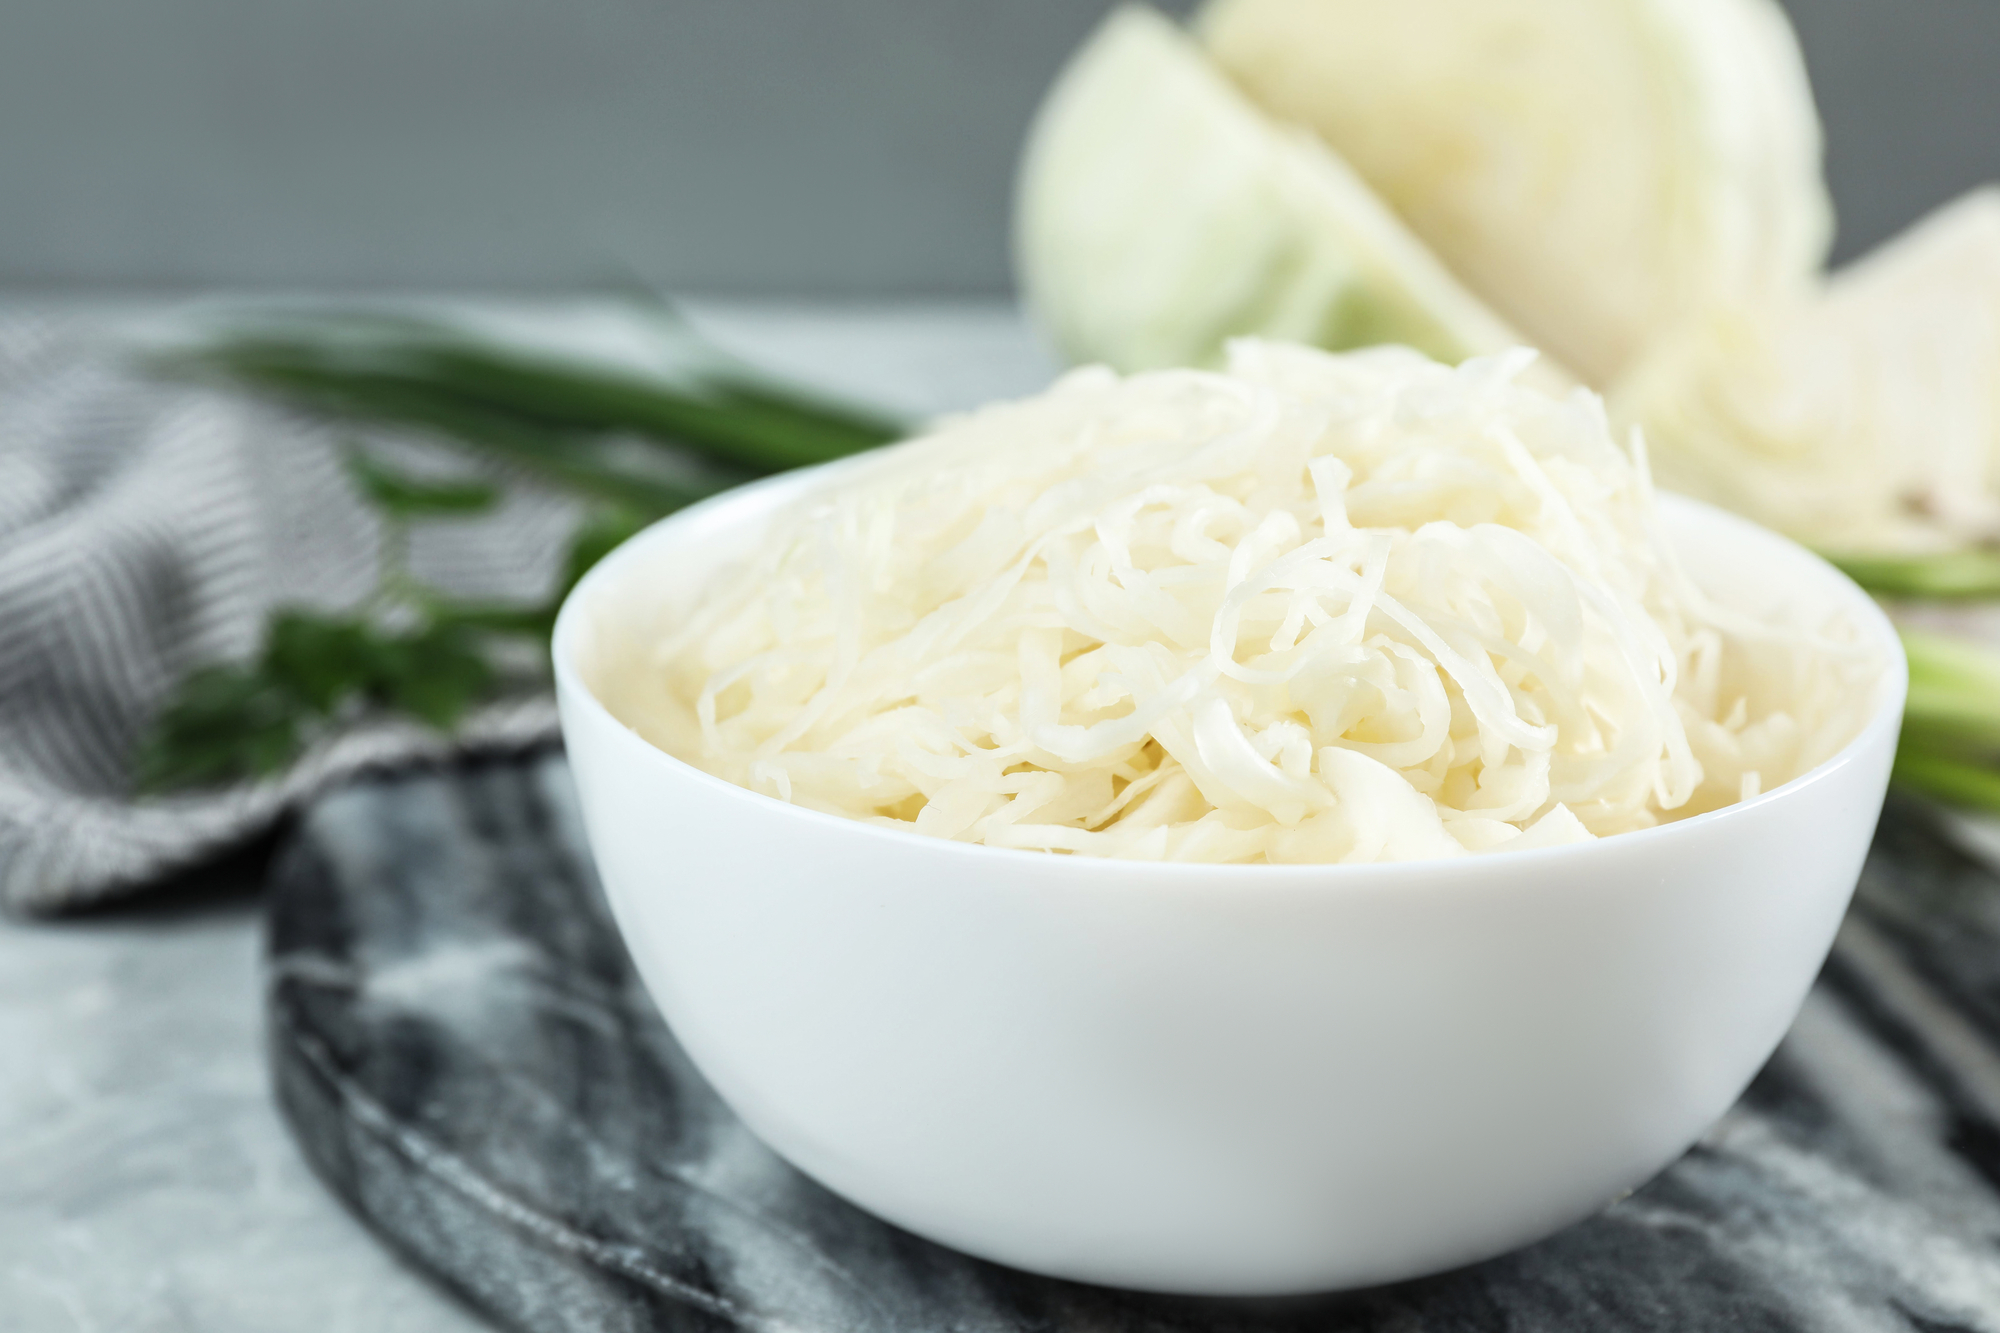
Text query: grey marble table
0 301 1058 1333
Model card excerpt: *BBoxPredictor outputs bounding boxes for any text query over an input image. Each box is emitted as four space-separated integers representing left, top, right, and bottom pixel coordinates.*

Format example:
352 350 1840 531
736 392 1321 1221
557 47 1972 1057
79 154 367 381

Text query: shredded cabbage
641 342 1877 863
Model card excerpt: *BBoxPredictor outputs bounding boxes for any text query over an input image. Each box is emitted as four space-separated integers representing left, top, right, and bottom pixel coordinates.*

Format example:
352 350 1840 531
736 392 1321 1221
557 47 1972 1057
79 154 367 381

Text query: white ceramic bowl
553 467 1906 1296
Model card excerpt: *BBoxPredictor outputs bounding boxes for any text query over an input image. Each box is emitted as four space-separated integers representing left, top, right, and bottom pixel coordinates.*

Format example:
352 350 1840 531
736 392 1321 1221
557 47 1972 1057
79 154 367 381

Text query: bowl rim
553 465 1908 884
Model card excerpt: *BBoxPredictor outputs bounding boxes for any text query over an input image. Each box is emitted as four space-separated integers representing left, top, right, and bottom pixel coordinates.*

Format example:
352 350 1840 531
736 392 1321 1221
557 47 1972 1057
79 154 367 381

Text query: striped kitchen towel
0 313 574 913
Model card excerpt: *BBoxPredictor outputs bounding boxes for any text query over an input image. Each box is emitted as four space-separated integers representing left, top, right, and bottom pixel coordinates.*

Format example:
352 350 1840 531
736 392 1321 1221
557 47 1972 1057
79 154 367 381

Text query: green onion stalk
136 308 906 792
1822 551 2000 815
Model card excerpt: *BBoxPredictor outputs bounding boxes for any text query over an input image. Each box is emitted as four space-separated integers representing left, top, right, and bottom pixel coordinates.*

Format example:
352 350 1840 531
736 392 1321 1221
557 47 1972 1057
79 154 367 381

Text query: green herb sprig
135 312 903 792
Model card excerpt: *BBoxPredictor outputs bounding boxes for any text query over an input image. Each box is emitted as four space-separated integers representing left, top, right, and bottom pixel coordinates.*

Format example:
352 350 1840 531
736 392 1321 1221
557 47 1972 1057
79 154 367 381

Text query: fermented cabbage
643 343 1875 863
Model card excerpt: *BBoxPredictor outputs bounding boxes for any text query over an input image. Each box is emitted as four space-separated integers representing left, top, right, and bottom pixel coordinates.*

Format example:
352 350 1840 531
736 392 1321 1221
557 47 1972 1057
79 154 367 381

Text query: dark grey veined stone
267 752 2000 1333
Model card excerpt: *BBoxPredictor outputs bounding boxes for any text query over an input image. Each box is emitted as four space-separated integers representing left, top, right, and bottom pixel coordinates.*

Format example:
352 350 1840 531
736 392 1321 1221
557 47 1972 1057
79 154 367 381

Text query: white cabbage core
642 342 1875 863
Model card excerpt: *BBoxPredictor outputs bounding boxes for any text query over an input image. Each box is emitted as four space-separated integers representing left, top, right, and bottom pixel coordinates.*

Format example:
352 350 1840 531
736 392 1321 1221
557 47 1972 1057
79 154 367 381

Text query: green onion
156 313 904 481
133 308 906 791
1899 628 2000 750
1891 743 2000 815
1824 548 2000 600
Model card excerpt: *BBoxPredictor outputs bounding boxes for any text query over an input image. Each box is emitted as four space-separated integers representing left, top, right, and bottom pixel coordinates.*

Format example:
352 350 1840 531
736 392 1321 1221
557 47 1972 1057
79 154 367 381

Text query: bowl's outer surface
553 468 1906 1295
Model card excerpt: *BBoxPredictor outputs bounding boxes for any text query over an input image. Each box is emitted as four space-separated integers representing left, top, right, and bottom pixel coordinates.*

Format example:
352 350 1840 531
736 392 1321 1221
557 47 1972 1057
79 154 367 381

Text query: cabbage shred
647 342 1872 863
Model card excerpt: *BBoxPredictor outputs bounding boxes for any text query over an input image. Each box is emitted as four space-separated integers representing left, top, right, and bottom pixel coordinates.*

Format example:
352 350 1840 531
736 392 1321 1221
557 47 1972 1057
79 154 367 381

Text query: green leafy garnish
134 308 905 793
262 612 394 713
135 615 501 790
372 621 496 729
135 664 309 791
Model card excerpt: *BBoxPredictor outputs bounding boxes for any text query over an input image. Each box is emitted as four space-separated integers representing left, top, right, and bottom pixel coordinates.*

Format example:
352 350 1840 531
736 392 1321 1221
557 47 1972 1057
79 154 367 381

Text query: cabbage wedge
1014 6 1549 381
1199 0 1831 385
1616 188 2000 558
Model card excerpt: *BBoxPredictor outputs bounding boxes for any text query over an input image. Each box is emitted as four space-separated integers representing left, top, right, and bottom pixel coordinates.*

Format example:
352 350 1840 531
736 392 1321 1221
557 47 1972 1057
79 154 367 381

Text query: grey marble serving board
267 751 2000 1332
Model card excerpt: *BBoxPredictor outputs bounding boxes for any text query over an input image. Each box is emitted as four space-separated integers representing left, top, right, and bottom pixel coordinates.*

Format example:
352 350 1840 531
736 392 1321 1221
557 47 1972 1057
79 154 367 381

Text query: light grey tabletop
0 302 1057 1333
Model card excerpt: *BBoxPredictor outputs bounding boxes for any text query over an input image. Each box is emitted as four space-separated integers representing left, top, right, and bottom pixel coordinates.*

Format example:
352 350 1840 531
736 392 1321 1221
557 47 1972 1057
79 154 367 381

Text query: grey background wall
0 0 1992 294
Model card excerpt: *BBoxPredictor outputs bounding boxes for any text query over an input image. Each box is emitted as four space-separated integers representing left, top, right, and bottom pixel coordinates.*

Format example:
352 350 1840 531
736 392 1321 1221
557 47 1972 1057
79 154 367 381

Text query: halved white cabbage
1615 188 2000 555
1199 0 1832 386
1014 6 1546 381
